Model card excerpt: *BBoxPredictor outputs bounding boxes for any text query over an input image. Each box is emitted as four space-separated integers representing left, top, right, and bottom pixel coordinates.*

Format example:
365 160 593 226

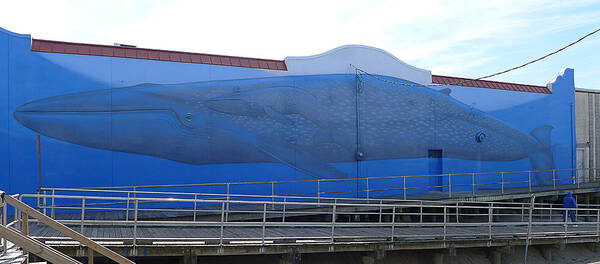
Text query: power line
352 26 600 88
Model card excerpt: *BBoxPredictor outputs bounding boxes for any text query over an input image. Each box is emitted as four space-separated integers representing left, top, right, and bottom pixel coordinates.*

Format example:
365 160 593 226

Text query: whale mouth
13 89 195 131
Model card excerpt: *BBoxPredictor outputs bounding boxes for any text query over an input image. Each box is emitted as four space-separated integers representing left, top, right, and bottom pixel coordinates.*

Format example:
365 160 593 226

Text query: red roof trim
431 75 551 94
31 39 288 71
31 39 550 94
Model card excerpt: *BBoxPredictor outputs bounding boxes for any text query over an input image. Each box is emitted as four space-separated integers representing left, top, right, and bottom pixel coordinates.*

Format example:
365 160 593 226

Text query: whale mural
13 74 555 182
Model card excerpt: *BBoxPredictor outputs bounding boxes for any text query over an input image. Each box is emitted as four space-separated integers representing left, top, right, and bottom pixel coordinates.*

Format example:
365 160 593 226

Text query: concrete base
488 250 501 264
280 253 301 264
541 246 553 262
432 252 444 264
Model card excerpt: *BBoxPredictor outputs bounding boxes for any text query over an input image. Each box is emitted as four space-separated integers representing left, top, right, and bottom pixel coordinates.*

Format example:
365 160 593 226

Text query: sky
1 0 599 88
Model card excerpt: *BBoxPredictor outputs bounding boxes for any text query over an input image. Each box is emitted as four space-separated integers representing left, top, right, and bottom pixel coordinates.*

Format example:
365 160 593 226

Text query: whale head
13 84 214 163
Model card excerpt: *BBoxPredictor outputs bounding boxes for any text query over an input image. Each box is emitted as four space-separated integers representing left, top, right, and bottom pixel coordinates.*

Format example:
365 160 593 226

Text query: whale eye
475 131 486 143
185 113 193 120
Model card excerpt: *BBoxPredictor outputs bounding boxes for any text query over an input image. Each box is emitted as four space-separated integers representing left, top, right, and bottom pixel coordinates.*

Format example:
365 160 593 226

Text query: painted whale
13 74 555 181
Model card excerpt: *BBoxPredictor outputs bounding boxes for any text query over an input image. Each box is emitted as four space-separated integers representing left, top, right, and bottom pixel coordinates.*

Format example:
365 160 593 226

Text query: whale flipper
438 88 452 95
255 139 347 179
264 106 293 126
528 125 555 185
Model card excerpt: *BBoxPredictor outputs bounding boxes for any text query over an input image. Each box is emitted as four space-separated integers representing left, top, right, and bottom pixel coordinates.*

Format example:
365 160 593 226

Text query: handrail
1 191 134 264
0 224 80 264
13 191 600 250
40 167 597 202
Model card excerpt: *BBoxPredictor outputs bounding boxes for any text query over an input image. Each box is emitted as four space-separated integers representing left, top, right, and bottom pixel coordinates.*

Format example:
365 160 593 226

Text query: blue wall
0 27 576 197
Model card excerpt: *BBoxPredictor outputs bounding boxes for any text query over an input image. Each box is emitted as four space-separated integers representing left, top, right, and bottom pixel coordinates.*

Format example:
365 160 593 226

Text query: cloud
1 0 599 87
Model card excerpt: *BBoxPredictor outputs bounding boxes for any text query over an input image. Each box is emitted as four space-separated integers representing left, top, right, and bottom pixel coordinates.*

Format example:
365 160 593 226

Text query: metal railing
0 191 134 264
13 191 600 249
40 167 599 206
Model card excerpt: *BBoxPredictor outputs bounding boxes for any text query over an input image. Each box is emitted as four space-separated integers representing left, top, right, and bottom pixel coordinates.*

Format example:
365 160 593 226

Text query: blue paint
0 27 576 198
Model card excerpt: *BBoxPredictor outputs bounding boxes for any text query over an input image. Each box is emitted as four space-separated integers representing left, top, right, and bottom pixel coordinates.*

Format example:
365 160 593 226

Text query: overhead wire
351 26 600 88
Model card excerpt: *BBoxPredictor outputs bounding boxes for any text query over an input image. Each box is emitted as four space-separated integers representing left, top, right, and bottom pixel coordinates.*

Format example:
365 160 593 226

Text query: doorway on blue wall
428 149 443 192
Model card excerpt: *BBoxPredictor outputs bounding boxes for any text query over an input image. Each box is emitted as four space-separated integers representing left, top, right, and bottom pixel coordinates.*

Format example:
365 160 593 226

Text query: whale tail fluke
528 125 555 185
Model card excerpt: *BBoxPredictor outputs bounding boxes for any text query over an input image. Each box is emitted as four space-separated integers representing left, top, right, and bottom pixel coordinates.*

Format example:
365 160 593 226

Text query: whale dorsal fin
438 88 452 95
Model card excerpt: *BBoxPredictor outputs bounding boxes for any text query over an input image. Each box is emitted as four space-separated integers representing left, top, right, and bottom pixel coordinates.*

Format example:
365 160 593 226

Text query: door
428 149 443 191
576 147 588 183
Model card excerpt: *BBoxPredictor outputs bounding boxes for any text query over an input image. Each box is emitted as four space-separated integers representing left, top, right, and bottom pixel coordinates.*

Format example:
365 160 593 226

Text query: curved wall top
0 26 30 38
284 45 432 85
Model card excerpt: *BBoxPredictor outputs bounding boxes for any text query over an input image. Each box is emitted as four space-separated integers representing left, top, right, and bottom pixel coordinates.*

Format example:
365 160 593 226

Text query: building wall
575 89 600 181
0 27 577 197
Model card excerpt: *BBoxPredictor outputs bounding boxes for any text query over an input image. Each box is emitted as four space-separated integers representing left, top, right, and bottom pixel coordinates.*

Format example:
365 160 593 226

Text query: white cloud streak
1 0 599 87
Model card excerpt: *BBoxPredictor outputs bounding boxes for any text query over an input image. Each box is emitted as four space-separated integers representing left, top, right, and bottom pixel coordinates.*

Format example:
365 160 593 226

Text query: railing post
443 206 447 241
2 200 5 256
80 198 85 235
51 189 55 219
193 194 197 222
456 202 459 223
391 206 396 242
403 176 407 200
226 183 230 202
420 201 423 223
125 192 130 221
331 203 337 243
489 203 492 240
501 172 504 194
43 190 47 215
220 202 225 246
22 211 29 263
317 180 321 206
472 173 475 196
282 197 287 223
262 203 267 246
528 171 532 192
448 174 452 198
88 247 94 264
553 169 557 190
378 200 383 223
596 209 600 237
133 199 138 249
271 182 275 210
366 178 370 201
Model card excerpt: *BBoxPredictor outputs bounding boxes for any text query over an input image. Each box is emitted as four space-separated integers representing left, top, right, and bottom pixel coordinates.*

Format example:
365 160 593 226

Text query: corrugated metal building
576 88 600 182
